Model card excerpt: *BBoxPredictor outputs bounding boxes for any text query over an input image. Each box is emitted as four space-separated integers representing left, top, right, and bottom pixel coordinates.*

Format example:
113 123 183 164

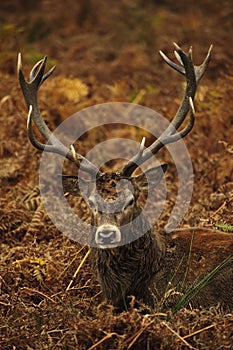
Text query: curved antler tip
17 52 22 72
38 56 48 68
141 137 146 148
70 144 75 154
50 65 57 73
159 49 166 59
200 44 213 70
159 49 164 55
70 144 79 164
173 42 181 51
208 44 213 54
189 97 195 114
27 105 33 128
174 50 183 65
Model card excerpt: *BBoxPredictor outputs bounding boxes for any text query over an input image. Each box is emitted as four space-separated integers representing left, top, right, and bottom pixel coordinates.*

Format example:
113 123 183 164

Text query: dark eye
124 198 134 209
88 199 95 209
128 198 134 206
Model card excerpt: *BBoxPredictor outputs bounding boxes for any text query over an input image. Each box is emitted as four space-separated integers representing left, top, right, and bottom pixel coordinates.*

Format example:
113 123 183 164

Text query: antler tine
159 48 185 75
27 105 45 152
160 97 195 143
194 44 213 83
127 137 146 170
18 54 100 177
29 58 56 86
160 43 212 84
18 53 54 140
121 44 212 177
29 58 46 83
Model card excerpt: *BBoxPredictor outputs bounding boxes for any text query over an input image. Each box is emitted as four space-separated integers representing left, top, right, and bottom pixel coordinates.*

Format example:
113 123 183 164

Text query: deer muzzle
95 224 121 249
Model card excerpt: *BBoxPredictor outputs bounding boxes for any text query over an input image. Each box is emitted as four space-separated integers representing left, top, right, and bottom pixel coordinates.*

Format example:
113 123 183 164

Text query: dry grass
1 232 232 349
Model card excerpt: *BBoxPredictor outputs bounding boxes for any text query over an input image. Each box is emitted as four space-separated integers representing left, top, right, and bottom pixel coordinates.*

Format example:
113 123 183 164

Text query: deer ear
133 163 167 191
61 175 90 197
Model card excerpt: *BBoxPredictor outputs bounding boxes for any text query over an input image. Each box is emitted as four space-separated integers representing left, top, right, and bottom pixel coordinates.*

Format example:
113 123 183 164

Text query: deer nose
95 225 121 248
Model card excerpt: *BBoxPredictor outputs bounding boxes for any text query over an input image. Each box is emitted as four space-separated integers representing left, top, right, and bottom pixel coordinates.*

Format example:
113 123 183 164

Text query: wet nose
95 225 121 248
98 230 116 243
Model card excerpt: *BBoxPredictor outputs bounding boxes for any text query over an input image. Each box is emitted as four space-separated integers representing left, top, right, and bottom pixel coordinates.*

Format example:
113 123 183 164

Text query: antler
121 43 213 177
18 54 100 178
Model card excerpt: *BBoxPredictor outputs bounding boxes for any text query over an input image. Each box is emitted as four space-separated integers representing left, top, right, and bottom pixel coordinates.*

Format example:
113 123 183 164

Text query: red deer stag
18 44 233 310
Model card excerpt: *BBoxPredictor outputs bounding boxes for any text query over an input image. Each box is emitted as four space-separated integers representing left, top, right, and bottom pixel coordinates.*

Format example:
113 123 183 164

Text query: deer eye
124 197 134 209
88 198 96 210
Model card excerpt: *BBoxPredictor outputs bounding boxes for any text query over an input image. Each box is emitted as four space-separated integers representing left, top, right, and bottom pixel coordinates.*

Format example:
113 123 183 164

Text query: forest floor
0 1 232 349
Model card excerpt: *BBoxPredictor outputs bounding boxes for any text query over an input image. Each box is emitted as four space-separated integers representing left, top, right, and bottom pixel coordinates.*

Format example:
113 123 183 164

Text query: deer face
62 164 167 248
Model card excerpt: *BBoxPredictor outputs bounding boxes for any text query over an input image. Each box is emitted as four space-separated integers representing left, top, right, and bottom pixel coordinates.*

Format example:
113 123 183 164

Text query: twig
88 332 118 350
162 321 198 350
51 333 68 350
58 245 86 279
209 198 231 219
21 287 55 303
66 248 91 291
127 320 155 349
183 324 215 339
123 314 167 349
131 89 146 104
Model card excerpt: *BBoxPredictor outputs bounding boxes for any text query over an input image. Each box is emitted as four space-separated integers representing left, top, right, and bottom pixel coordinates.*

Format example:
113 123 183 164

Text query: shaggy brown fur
64 175 233 311
63 169 167 309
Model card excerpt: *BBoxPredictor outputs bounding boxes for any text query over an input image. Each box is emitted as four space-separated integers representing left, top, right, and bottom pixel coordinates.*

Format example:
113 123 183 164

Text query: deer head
18 43 212 250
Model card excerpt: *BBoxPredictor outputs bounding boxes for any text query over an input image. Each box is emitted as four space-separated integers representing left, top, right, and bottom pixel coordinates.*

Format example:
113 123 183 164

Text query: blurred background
0 0 232 78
